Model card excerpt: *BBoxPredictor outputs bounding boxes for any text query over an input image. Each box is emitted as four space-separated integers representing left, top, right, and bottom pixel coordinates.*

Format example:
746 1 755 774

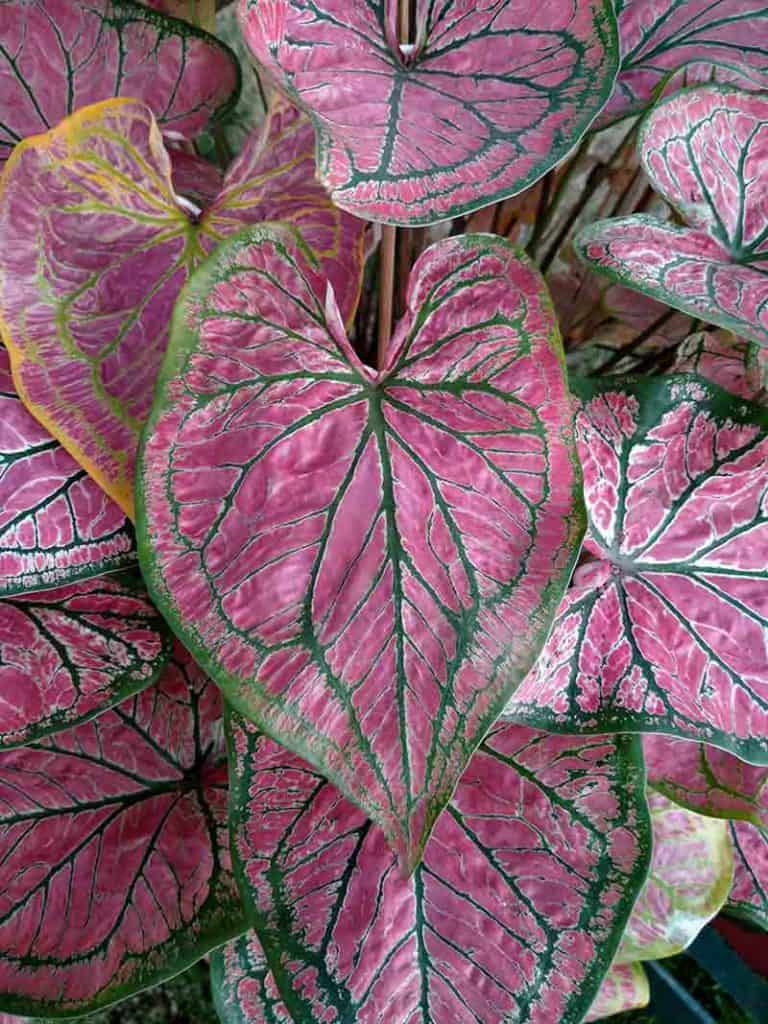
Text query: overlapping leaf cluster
0 1 766 1022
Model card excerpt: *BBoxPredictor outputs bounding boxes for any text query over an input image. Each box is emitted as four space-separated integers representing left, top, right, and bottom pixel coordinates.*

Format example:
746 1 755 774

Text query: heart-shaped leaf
240 0 620 225
617 793 733 963
577 87 768 347
607 0 768 124
584 963 649 1022
646 735 768 830
0 645 246 1016
0 0 239 165
672 331 768 402
137 227 584 870
0 571 170 748
0 96 365 517
0 346 135 596
728 821 768 929
222 714 649 1024
508 374 768 763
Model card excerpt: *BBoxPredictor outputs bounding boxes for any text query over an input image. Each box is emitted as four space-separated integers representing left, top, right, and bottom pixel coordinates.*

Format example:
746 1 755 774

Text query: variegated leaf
137 227 584 870
672 331 768 402
646 735 768 830
728 821 768 930
225 714 650 1024
0 0 239 164
0 96 365 517
607 0 768 123
0 571 170 748
617 792 733 963
240 0 620 225
211 932 287 1024
577 86 768 347
584 963 649 1022
0 346 135 596
508 375 768 762
0 645 246 1016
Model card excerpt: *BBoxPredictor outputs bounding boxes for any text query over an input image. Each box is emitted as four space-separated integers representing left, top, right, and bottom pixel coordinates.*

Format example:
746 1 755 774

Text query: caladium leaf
507 374 768 763
672 331 768 403
584 963 649 1022
0 96 365 517
226 714 650 1024
728 821 768 930
607 0 768 124
239 0 620 225
142 0 215 31
0 346 135 596
0 0 239 165
169 148 224 208
0 644 246 1016
617 793 733 963
137 227 584 870
0 571 170 748
645 735 768 830
577 86 768 347
211 931 287 1024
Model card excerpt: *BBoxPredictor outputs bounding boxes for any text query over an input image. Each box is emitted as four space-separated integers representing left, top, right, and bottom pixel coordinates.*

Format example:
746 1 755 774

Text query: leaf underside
728 821 768 930
584 962 649 1022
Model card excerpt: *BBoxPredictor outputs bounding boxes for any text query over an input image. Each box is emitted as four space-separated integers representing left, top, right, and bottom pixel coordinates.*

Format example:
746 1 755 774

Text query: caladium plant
577 85 768 347
0 94 365 516
137 226 585 870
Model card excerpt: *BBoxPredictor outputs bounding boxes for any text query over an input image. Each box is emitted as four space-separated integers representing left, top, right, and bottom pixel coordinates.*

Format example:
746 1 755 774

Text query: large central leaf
137 228 584 870
0 645 246 1016
240 0 619 225
0 96 365 516
508 374 768 763
0 0 239 164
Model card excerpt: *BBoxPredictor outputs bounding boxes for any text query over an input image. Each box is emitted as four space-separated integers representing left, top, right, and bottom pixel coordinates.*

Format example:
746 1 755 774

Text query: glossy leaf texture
0 96 365 517
226 714 650 1024
0 346 135 596
617 793 733 963
138 228 584 870
672 331 768 402
646 735 768 830
0 0 239 165
577 86 768 347
0 645 246 1016
606 0 768 123
507 374 768 763
240 0 620 225
584 963 649 1022
728 821 768 930
0 571 169 748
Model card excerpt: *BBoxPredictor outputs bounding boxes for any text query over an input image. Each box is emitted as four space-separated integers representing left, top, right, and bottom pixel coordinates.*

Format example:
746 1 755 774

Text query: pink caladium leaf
137 227 584 870
239 0 620 225
0 571 170 748
0 0 239 165
728 821 768 930
0 644 246 1016
617 792 733 963
607 0 768 124
584 963 649 1022
0 96 365 517
221 714 649 1024
576 86 768 347
672 331 768 403
0 346 135 596
211 932 287 1024
508 374 768 763
646 735 768 830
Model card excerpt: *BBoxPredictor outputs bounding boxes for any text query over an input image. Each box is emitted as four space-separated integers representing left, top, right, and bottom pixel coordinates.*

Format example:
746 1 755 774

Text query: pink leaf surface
211 931 288 1024
137 227 584 870
576 86 768 347
0 644 246 1016
507 374 768 762
672 331 768 402
728 821 768 929
617 793 733 963
0 96 365 517
0 0 239 165
646 735 768 830
239 0 620 225
607 0 768 123
0 571 170 748
224 714 649 1024
584 963 649 1022
0 346 135 595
